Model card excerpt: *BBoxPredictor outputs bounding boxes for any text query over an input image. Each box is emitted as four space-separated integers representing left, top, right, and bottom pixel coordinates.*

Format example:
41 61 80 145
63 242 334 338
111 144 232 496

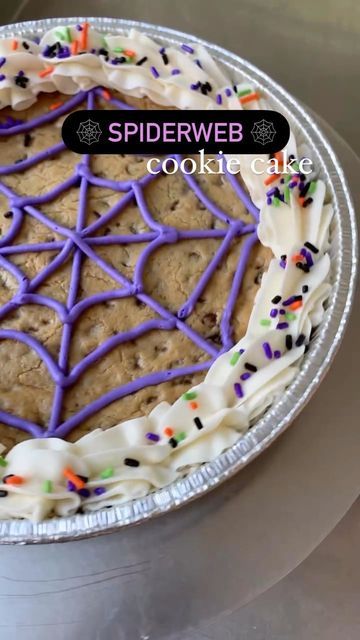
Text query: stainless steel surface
0 2 358 638
0 16 357 543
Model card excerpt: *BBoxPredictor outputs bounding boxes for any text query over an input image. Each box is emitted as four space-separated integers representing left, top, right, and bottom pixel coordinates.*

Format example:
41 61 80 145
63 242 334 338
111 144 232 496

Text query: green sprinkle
284 186 290 205
42 480 53 493
176 432 186 443
285 312 297 321
0 456 7 467
114 47 124 53
260 318 271 327
292 162 300 172
55 30 65 41
230 352 241 366
100 467 114 479
308 181 317 195
64 27 72 43
237 88 252 97
284 175 292 184
183 391 197 400
272 196 281 207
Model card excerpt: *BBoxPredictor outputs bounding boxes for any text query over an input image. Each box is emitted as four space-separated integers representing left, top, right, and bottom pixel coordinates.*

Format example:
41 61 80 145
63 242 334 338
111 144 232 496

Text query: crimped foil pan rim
0 17 357 543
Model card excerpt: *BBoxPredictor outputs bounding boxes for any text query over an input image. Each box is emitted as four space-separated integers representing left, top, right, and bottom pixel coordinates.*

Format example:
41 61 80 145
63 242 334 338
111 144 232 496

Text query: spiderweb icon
0 88 260 440
76 118 102 145
251 119 276 146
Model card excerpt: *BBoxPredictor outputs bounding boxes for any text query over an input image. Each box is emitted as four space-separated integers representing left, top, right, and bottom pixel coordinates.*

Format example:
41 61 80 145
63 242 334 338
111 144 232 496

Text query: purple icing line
0 87 260 438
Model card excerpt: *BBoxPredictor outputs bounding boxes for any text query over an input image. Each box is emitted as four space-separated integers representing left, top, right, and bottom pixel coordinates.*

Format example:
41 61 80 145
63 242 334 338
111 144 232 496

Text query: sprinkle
63 27 72 43
234 383 244 399
190 81 201 90
277 322 289 330
267 187 278 197
216 93 222 105
237 88 252 97
100 467 114 479
308 181 317 195
225 87 232 97
94 486 106 496
285 312 297 321
48 101 62 111
195 59 203 68
240 92 260 105
42 480 53 493
150 66 160 78
260 318 271 326
181 43 194 53
302 285 309 293
296 262 310 273
291 253 305 264
270 308 278 318
304 241 319 254
298 196 305 207
176 432 186 443
295 334 306 347
3 474 24 485
194 416 204 430
113 46 124 53
272 295 282 304
76 24 83 31
284 186 290 205
0 57 6 68
245 362 257 372
162 53 169 65
264 173 281 186
283 296 296 306
79 22 89 50
11 40 18 51
124 49 135 58
101 88 112 101
263 342 273 359
279 309 286 315
289 300 303 311
169 437 178 448
67 480 76 491
286 335 293 350
274 350 281 359
124 458 140 467
164 427 174 437
239 349 245 354
78 488 91 498
63 468 85 490
171 68 181 75
183 391 197 400
71 40 79 55
38 65 54 78
230 351 241 366
136 56 148 66
240 372 251 381
272 196 281 206
146 432 160 443
0 490 8 497
303 197 313 208
0 456 7 467
189 401 198 410
78 475 89 483
299 181 311 197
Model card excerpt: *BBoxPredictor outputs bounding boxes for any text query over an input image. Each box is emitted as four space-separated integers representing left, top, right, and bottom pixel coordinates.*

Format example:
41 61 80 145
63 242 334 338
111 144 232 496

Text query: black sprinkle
302 285 309 293
23 132 33 147
98 47 109 56
194 417 204 430
299 181 310 197
2 474 14 483
285 335 293 350
204 81 212 91
303 197 313 208
296 262 310 273
293 295 303 302
124 457 140 467
113 56 127 64
280 254 287 261
168 437 178 448
244 362 257 372
271 295 282 304
4 211 13 219
136 56 148 66
304 344 310 354
0 490 8 497
304 241 319 254
78 475 89 483
161 53 169 65
295 334 306 347
200 83 209 95
14 75 29 88
22 41 30 50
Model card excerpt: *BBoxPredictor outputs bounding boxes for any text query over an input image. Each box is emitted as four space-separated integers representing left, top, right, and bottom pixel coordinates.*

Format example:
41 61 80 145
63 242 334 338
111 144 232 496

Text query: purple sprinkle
279 309 286 315
280 260 287 269
90 47 96 54
94 486 106 496
190 81 200 90
18 70 25 77
0 57 6 68
146 432 160 443
234 382 244 398
78 488 90 498
159 46 166 54
181 43 194 53
195 59 203 68
283 296 295 306
270 308 278 318
274 350 281 359
262 342 273 359
171 68 181 75
0 74 5 81
67 480 76 492
266 187 278 197
150 66 160 78
289 181 298 189
76 24 83 31
216 93 222 105
33 36 40 44
277 322 289 330
267 197 272 205
225 87 232 97
301 248 314 267
239 348 245 355
240 372 251 381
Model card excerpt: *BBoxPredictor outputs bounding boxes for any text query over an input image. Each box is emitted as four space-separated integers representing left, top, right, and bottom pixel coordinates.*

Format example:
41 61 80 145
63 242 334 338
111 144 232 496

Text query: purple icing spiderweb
0 88 259 439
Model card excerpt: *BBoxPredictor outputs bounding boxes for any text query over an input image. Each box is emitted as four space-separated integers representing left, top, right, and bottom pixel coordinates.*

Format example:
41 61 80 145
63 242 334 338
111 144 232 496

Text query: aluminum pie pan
0 17 357 544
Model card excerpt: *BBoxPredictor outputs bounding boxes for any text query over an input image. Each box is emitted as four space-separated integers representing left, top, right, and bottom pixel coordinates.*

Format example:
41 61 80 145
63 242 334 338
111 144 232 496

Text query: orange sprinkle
289 300 303 311
240 91 260 105
273 151 284 166
38 65 54 78
80 22 89 51
102 89 112 101
4 475 24 485
264 173 281 186
48 101 62 111
298 196 305 206
291 253 305 263
63 467 85 490
164 427 174 437
71 40 79 55
189 401 198 410
11 40 18 51
124 49 135 58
